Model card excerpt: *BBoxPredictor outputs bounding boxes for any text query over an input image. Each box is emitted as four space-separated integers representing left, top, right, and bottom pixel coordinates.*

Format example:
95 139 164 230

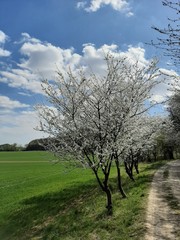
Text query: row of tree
36 52 179 214
35 0 180 214
35 4 180 209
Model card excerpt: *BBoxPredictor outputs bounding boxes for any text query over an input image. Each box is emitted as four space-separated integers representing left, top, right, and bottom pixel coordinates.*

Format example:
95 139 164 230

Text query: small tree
36 55 162 214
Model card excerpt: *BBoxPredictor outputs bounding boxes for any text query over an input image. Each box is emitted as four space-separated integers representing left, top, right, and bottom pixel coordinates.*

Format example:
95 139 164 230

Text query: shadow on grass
0 165 156 240
0 180 101 240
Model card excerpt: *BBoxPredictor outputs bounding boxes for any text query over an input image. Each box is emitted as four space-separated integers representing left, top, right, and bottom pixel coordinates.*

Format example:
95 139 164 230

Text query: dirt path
145 160 180 240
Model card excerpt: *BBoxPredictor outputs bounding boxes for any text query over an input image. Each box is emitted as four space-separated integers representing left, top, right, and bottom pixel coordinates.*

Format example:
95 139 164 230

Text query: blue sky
0 0 178 145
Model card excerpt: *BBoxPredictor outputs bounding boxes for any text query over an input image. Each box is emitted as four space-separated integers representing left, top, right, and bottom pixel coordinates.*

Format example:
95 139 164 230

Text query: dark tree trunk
115 160 127 198
124 161 135 181
164 147 174 160
153 151 157 161
147 153 152 162
133 155 139 174
93 167 113 215
104 186 113 215
130 160 134 177
168 147 174 159
134 160 139 174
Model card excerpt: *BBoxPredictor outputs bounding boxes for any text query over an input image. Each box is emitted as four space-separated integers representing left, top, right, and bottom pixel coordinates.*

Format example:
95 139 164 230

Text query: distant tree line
0 139 46 151
0 143 25 151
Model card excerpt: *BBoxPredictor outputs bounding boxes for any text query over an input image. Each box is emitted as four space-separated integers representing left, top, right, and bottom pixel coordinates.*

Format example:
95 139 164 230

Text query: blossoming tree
36 54 163 214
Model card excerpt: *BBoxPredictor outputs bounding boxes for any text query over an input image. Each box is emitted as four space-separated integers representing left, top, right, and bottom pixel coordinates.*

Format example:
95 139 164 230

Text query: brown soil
145 160 180 240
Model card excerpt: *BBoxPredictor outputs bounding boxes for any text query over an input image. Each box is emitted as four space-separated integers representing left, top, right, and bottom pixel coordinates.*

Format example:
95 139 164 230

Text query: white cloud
151 94 167 103
119 45 149 66
77 1 87 9
76 0 133 15
0 30 11 57
150 68 178 103
0 35 162 95
1 69 43 94
19 42 65 77
0 33 177 107
79 43 149 75
0 95 29 109
0 35 82 94
0 110 47 145
18 92 32 97
149 67 179 104
126 11 134 17
0 30 8 43
0 48 11 57
159 68 179 78
14 32 41 45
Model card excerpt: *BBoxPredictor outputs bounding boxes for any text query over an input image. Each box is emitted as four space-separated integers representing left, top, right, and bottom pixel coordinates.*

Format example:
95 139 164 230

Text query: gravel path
145 160 180 240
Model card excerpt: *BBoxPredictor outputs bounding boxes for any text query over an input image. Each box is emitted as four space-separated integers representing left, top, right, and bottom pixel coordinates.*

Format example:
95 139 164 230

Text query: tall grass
0 151 166 240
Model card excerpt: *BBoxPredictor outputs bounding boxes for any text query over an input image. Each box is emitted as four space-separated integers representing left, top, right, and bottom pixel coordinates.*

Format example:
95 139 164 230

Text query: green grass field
0 151 166 240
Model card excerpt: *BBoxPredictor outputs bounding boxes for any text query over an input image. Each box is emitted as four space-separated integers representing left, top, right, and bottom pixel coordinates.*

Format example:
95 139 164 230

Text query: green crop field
0 151 166 240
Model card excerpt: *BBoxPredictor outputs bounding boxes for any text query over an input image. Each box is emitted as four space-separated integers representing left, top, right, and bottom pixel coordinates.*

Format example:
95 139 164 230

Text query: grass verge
0 152 167 240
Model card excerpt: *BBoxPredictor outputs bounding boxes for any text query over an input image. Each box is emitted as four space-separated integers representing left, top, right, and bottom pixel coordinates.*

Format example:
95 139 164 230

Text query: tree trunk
164 147 174 160
168 147 174 160
115 160 127 198
104 186 113 215
94 168 113 215
130 160 134 177
134 161 139 174
124 161 135 181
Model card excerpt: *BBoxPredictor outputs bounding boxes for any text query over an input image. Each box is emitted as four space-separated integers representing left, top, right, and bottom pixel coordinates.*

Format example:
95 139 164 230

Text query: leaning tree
36 54 163 214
